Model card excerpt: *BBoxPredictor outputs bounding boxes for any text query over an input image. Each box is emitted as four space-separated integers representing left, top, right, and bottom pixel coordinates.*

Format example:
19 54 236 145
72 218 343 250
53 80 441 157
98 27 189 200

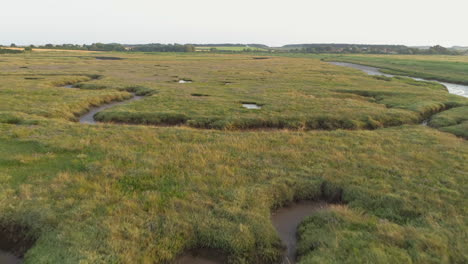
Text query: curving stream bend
271 202 328 264
329 62 468 98
79 95 143 124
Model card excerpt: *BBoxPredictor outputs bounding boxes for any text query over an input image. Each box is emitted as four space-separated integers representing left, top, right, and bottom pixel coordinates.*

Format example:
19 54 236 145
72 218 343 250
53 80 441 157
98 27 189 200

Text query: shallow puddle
178 80 192 83
80 95 144 124
242 103 261 109
175 255 222 264
64 84 74 88
329 62 468 98
174 249 225 264
191 93 210 97
272 201 328 264
95 56 123 60
0 251 22 264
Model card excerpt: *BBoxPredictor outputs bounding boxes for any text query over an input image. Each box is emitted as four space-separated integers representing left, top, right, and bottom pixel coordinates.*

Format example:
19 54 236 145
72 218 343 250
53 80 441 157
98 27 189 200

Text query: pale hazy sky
2 0 467 47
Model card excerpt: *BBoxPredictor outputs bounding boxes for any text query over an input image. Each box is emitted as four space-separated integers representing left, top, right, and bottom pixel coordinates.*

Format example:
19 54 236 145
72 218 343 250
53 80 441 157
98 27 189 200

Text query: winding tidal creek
79 94 143 124
329 62 468 98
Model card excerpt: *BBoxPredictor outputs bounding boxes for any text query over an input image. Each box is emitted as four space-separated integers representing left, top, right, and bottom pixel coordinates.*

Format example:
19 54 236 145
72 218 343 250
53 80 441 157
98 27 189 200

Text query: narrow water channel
79 95 143 124
329 62 468 98
271 201 328 264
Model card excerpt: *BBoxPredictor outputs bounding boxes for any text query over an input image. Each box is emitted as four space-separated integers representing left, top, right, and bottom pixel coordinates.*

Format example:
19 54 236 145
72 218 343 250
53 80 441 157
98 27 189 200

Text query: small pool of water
175 254 222 264
329 62 468 98
0 251 22 264
178 80 192 83
242 103 261 109
271 201 328 264
64 84 74 88
174 249 225 264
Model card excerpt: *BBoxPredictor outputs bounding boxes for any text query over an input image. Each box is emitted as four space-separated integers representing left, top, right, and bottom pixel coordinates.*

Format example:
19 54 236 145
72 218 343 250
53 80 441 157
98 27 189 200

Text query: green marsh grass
0 51 466 263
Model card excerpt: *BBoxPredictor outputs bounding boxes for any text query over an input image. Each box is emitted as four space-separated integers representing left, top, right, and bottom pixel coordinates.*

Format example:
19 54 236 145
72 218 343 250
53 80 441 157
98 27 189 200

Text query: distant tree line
29 43 197 52
33 43 127 51
3 42 462 55
192 43 269 49
127 44 195 52
0 46 23 54
282 44 461 55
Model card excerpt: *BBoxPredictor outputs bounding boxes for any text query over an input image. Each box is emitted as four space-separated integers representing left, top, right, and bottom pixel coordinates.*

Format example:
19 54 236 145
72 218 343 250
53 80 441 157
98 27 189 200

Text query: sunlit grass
0 51 466 263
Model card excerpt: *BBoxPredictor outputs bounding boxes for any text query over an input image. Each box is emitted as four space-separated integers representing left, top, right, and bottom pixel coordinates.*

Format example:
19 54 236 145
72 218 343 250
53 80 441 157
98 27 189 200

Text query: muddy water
271 202 328 264
175 250 225 264
329 62 468 98
79 95 143 124
0 251 22 264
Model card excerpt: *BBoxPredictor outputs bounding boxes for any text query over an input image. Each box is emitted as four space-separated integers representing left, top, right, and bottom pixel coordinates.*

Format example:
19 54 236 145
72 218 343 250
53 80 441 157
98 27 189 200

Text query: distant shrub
123 86 158 96
372 75 392 81
0 48 23 54
74 83 107 90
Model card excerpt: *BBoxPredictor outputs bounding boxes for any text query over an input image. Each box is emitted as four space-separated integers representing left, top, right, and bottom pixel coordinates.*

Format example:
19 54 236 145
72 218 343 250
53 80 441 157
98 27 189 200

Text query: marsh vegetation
0 51 466 263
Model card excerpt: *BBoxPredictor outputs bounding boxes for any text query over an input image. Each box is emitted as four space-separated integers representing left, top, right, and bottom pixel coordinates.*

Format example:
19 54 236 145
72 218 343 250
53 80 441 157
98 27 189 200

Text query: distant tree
24 46 32 52
184 44 195 52
10 43 16 47
427 45 454 55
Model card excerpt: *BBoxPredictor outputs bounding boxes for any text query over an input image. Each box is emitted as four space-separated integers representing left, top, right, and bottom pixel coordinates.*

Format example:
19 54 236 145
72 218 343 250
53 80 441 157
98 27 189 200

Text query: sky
2 0 468 47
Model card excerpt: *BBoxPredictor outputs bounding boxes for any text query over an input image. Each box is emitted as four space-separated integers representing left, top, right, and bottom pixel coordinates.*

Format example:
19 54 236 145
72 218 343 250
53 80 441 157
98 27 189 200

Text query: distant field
0 51 466 263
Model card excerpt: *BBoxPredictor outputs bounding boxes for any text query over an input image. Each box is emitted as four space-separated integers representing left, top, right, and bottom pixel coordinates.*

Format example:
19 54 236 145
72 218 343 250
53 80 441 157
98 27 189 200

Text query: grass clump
296 206 462 264
73 83 108 90
121 85 158 96
429 106 468 138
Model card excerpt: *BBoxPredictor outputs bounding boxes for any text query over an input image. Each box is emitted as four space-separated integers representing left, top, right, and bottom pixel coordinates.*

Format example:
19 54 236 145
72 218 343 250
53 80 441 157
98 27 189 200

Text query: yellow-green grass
428 106 468 139
2 51 458 130
0 51 467 263
1 52 465 131
0 122 467 263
